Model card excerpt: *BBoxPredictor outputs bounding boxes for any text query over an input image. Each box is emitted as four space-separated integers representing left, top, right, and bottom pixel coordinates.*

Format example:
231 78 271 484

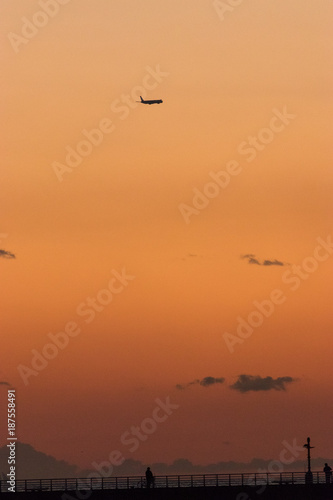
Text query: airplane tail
140 96 144 102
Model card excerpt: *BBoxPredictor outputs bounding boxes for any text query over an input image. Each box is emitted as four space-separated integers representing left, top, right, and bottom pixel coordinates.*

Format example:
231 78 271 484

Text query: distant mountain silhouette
0 442 81 479
0 442 332 479
140 457 333 475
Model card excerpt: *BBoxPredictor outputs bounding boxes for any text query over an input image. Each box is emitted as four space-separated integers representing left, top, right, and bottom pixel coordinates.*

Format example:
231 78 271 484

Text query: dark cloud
230 374 295 393
200 376 225 387
0 249 15 259
262 259 284 266
176 376 225 390
241 254 287 266
248 257 261 265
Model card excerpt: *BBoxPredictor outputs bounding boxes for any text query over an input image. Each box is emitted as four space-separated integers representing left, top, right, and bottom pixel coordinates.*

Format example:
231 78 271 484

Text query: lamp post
303 437 314 484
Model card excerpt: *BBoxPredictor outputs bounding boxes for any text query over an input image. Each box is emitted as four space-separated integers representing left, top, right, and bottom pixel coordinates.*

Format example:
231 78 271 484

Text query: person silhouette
145 467 154 488
323 463 332 484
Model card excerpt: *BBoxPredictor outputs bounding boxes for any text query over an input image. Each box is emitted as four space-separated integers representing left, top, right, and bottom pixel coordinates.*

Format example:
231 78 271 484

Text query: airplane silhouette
137 96 163 105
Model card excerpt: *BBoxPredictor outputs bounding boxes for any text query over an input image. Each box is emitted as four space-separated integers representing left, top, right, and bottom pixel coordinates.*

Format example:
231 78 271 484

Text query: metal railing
0 471 330 493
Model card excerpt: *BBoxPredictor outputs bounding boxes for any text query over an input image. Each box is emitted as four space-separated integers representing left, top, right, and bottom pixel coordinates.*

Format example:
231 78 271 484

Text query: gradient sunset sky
1 0 333 474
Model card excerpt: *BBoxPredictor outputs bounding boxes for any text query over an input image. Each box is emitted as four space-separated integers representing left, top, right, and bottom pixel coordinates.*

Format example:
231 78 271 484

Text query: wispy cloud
0 249 15 259
241 254 287 266
181 253 204 261
176 376 225 390
0 381 10 386
230 374 295 393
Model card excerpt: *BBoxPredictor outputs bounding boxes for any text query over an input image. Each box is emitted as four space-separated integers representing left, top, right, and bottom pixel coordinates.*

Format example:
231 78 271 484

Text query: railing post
115 477 118 489
25 479 27 492
216 474 218 486
191 475 193 487
241 474 243 487
166 475 168 488
203 474 205 487
178 475 180 487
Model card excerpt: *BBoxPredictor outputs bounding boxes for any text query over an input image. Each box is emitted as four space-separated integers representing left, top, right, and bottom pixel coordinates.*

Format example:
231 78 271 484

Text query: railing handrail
0 470 331 493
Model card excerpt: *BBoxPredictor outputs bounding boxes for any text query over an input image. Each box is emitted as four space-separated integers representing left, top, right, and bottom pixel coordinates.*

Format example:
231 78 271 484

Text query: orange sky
1 0 333 474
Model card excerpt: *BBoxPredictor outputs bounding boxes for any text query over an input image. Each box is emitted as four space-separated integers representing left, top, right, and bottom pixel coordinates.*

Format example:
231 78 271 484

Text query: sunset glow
1 0 332 477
